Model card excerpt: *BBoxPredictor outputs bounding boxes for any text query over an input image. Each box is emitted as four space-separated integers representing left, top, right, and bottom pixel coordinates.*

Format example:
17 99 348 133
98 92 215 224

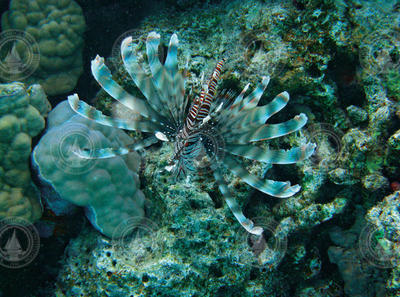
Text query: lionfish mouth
67 31 315 236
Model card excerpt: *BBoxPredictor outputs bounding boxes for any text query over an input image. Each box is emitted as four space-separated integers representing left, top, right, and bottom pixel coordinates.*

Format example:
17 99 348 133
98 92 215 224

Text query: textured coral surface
32 101 145 237
1 0 400 296
53 0 400 296
0 82 49 223
1 0 86 95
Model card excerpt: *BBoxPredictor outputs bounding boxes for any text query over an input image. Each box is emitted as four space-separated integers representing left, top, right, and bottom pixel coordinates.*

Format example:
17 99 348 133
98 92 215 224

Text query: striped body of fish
68 32 315 235
172 59 224 178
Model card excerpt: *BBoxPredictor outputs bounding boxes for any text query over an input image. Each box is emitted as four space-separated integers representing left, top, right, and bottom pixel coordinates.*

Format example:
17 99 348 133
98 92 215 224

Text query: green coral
37 0 400 295
1 0 86 95
0 82 50 223
32 101 145 237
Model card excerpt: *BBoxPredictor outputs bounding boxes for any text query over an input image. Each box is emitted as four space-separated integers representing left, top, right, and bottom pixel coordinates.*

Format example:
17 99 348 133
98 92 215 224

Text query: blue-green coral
32 101 145 237
0 82 49 222
1 0 86 95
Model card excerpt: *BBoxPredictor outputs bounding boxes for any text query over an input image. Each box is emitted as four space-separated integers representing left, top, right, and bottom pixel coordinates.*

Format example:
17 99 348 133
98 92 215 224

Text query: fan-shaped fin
226 113 308 143
74 136 159 159
225 142 316 164
238 76 270 111
230 83 250 109
146 33 182 124
228 91 290 130
68 94 158 132
164 34 185 123
165 33 179 77
222 155 301 198
146 32 164 86
213 167 264 235
91 55 152 118
120 37 167 114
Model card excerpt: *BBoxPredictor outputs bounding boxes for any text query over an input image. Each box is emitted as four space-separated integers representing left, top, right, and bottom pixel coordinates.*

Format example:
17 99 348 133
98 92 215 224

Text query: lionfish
68 32 315 235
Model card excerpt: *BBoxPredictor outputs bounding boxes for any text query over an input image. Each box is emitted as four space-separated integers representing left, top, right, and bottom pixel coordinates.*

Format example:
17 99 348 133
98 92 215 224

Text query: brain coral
1 0 86 96
0 82 50 223
32 101 145 238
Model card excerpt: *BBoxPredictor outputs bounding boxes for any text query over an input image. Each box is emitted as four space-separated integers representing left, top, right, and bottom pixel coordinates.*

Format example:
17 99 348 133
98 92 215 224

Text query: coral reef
32 101 145 237
0 83 51 297
366 191 400 292
1 0 86 95
80 0 399 294
22 0 400 295
0 82 50 223
55 144 292 296
53 129 348 296
328 206 387 297
67 30 316 235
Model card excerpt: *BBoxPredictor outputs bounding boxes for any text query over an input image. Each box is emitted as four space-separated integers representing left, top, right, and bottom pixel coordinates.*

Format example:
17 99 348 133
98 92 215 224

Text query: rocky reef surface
52 0 400 296
0 0 399 296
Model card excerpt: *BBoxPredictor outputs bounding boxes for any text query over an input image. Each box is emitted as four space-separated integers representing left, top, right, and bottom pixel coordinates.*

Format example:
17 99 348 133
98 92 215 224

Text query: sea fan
68 32 315 235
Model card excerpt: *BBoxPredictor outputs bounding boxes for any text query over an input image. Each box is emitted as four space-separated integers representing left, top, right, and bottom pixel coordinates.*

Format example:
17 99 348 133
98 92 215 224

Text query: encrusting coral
32 101 145 238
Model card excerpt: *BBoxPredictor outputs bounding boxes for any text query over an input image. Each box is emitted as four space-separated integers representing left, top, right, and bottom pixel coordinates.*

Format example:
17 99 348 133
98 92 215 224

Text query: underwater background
0 0 399 296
